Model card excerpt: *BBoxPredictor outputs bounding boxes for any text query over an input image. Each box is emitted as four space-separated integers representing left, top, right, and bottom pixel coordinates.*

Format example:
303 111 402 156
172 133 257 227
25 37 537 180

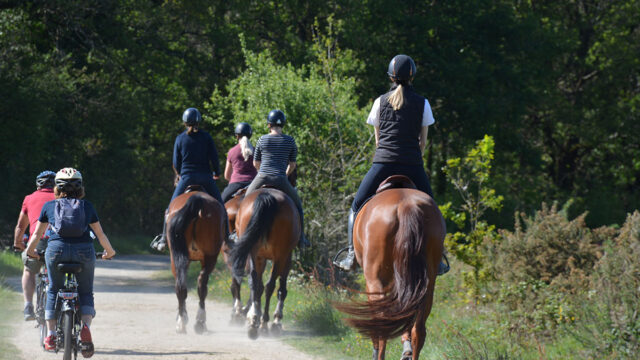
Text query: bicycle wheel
36 283 46 349
62 311 73 360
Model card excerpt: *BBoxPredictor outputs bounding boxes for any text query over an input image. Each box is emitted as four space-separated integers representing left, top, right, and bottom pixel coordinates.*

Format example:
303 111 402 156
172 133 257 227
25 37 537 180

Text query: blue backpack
52 198 87 237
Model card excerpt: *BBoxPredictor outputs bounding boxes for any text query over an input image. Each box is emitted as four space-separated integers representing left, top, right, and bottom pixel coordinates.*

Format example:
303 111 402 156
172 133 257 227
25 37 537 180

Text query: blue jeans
172 172 223 204
351 162 434 212
45 241 96 320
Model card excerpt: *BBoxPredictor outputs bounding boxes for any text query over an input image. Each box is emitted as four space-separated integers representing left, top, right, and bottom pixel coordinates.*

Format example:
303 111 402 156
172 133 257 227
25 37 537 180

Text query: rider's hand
213 175 220 180
27 247 39 259
102 248 116 259
174 174 180 186
13 242 25 252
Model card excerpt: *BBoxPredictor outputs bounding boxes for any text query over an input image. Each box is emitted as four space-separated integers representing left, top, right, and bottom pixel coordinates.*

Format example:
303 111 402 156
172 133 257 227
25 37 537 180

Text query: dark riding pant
245 173 304 223
221 181 252 203
351 162 433 212
172 172 223 205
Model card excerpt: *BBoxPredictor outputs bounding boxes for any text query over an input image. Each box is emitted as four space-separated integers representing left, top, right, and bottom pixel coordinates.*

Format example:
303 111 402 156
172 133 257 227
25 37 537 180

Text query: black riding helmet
387 54 416 82
182 107 202 126
36 170 56 188
234 122 253 138
267 109 286 126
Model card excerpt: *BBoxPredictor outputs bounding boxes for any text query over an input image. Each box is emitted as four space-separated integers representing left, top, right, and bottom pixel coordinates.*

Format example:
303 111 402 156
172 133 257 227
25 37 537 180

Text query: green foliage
441 135 503 302
205 32 369 266
0 251 23 277
492 203 603 337
571 211 640 357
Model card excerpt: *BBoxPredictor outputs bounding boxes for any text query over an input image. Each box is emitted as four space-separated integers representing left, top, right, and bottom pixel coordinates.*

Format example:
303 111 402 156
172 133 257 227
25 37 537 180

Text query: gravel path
9 254 316 360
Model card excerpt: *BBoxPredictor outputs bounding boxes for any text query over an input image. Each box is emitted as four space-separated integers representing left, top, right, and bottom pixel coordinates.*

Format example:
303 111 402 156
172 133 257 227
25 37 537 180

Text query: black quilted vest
373 85 425 165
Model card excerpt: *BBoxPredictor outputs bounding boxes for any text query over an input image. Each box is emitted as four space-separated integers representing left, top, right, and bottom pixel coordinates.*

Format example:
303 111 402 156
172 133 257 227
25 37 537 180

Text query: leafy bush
491 203 603 337
572 211 640 357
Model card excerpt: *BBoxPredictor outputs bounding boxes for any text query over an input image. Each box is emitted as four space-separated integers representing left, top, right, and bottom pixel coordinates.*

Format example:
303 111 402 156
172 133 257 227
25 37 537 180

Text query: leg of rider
44 242 68 337
244 173 267 196
21 251 39 319
222 181 244 203
153 174 190 249
272 175 309 247
74 243 97 323
335 163 391 270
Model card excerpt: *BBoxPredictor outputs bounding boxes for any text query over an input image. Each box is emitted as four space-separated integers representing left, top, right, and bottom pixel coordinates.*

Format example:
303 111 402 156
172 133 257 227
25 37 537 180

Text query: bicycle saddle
57 263 83 274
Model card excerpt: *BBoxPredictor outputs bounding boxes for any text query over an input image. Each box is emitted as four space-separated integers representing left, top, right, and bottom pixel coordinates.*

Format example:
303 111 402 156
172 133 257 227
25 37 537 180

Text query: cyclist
244 109 309 247
221 122 257 203
333 54 448 274
151 107 226 251
13 171 56 321
26 167 116 357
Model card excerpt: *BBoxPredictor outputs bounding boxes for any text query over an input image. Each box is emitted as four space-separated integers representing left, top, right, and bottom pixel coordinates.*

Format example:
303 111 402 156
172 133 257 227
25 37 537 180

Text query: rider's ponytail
239 136 254 161
388 83 406 111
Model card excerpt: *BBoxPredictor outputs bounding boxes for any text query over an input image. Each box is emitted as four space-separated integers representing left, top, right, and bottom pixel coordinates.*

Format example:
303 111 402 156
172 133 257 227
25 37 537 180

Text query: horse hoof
401 352 413 360
270 323 282 336
194 321 206 334
176 327 186 334
259 323 269 335
248 326 259 340
230 313 245 326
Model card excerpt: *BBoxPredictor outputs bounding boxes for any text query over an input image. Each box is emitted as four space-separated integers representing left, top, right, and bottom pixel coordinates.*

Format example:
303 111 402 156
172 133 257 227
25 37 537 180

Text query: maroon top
227 143 257 183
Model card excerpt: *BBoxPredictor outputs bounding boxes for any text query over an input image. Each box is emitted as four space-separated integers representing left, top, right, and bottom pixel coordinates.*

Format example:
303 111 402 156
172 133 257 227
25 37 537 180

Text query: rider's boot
333 209 356 271
437 253 450 276
150 211 168 251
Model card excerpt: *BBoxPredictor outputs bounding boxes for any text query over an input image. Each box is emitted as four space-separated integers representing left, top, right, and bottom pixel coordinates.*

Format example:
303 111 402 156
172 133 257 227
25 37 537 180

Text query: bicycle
51 251 107 360
34 249 48 350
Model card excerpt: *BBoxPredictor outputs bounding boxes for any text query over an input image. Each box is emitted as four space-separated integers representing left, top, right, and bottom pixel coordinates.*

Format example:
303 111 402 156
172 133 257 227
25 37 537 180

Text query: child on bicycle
26 167 116 357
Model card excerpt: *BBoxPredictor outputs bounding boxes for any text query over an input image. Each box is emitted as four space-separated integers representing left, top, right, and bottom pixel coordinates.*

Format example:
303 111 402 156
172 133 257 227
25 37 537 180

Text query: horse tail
169 194 206 287
339 199 430 339
229 191 278 280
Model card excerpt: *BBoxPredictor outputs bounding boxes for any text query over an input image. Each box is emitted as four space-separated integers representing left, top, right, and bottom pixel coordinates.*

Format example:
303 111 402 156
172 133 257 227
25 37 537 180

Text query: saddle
185 184 204 193
231 187 248 198
375 175 416 194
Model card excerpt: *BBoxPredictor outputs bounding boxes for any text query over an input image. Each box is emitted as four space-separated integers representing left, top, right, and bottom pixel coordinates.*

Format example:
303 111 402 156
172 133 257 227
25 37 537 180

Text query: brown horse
336 179 445 360
228 188 300 339
166 188 225 334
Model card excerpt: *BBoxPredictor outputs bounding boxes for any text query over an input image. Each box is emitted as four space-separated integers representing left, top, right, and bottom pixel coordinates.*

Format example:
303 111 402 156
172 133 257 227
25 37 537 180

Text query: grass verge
0 251 22 358
152 255 593 359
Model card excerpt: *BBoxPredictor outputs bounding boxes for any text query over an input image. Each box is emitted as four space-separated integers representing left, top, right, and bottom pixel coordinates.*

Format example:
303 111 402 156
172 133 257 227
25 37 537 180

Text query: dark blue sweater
173 130 221 176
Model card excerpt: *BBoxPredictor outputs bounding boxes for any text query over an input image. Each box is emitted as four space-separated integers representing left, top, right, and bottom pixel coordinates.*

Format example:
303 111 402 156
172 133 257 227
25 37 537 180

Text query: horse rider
26 167 116 355
244 109 310 248
334 54 449 274
13 170 56 321
221 122 257 203
151 107 227 251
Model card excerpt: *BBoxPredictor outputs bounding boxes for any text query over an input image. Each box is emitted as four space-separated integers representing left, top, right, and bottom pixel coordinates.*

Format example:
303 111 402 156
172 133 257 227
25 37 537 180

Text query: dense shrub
573 211 640 357
490 203 604 336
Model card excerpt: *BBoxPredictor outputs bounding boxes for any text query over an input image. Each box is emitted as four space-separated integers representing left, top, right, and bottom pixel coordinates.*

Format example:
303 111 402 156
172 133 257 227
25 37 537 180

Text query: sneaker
80 324 94 358
44 335 56 351
23 303 35 321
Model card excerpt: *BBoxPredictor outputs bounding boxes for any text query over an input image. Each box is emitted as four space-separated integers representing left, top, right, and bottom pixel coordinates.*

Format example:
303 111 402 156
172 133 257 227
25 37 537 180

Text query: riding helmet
267 109 286 126
387 54 416 82
36 170 56 188
234 122 253 138
182 108 202 126
55 167 83 192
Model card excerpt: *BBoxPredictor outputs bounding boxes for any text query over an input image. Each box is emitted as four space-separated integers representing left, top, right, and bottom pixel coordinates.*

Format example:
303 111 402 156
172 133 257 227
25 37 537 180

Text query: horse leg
410 283 435 360
371 337 379 360
230 276 244 325
271 257 291 335
261 262 279 334
246 257 265 339
194 255 216 334
400 332 413 360
175 262 189 334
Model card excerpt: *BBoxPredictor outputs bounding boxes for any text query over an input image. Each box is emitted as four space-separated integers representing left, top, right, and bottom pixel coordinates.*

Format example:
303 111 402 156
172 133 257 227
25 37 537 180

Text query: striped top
254 134 297 176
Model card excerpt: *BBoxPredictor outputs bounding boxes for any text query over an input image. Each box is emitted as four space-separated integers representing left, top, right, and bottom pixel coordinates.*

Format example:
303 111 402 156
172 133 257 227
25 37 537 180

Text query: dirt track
9 255 316 360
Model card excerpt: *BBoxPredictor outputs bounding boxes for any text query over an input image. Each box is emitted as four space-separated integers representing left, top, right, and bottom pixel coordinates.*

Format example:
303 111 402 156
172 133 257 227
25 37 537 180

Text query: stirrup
437 253 450 276
332 247 356 271
150 235 166 252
